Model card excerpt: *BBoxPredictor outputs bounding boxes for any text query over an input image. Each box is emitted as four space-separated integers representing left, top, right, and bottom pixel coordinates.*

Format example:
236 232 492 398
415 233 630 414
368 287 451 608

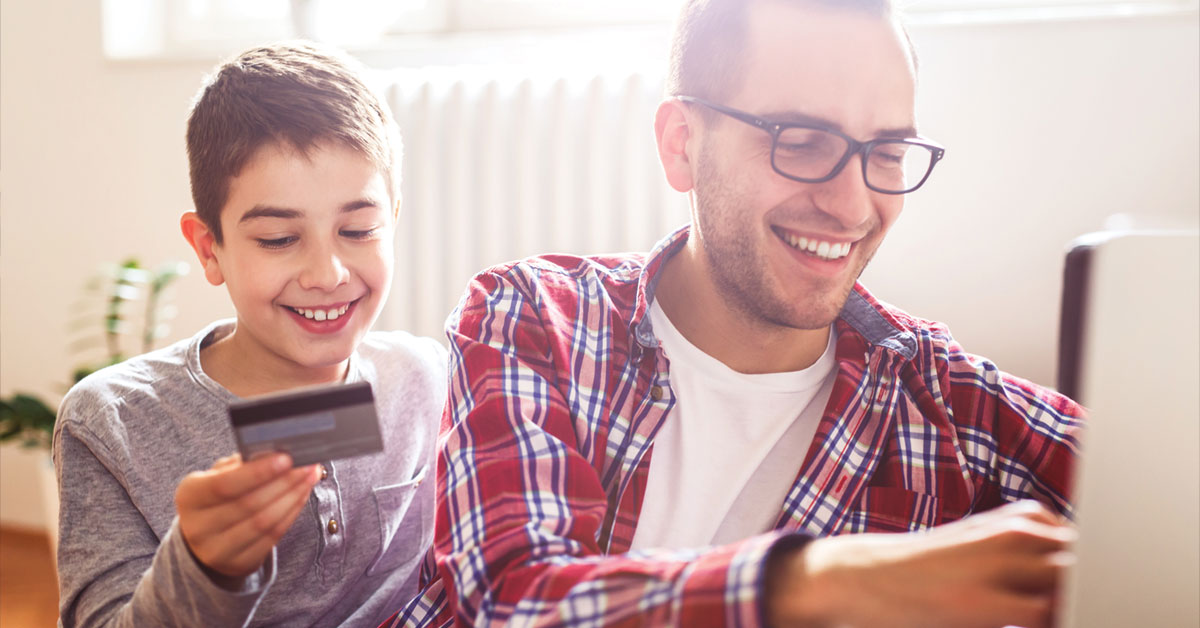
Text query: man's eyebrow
874 126 920 139
760 110 918 139
340 199 380 213
238 199 381 224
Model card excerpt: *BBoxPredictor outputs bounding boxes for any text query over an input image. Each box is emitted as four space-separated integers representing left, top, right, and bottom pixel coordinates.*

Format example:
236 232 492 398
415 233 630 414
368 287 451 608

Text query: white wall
871 13 1200 384
2 0 1197 530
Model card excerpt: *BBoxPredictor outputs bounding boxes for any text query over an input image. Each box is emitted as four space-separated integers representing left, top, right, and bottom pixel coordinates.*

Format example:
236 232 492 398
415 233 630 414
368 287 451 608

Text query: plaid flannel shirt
384 225 1084 628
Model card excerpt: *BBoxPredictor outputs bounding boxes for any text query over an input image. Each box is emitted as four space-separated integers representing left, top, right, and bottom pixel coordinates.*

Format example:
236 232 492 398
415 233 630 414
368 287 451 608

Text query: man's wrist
764 535 841 628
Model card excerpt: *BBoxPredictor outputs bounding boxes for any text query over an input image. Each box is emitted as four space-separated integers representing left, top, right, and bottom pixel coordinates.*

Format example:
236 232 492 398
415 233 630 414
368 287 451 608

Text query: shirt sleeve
54 416 276 628
941 335 1085 518
426 268 793 627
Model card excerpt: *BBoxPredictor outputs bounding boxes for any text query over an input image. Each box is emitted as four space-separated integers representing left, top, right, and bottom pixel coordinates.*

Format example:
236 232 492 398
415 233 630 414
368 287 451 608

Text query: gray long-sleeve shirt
53 320 446 627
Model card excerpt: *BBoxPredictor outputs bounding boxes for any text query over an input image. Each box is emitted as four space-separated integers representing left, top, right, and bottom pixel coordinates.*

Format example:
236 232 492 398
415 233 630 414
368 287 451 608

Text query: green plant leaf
73 366 98 384
115 267 152 284
109 284 143 302
0 392 56 446
0 423 22 441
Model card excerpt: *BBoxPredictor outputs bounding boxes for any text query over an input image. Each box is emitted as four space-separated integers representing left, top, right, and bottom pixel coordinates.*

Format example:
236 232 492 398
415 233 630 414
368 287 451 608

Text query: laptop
1056 230 1200 627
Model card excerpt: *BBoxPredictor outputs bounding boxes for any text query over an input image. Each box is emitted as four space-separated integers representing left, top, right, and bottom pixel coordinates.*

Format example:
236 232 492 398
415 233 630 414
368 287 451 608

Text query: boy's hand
767 500 1077 628
175 453 321 585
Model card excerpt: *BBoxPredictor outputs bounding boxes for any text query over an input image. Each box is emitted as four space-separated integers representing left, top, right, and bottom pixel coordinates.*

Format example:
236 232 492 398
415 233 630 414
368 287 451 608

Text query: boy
53 42 444 627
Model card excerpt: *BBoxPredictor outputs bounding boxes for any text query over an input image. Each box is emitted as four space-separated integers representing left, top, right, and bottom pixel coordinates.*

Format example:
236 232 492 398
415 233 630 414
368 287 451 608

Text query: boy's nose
299 246 351 291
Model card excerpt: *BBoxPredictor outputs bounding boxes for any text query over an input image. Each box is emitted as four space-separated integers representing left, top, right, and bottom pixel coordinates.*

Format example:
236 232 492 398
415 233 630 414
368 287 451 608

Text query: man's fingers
966 500 1057 526
991 551 1073 595
973 589 1056 628
992 517 1078 555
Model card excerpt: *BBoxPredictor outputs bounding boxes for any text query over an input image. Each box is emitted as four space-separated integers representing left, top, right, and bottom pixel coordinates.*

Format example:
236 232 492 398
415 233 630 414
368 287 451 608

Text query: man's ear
180 212 226 286
654 98 697 193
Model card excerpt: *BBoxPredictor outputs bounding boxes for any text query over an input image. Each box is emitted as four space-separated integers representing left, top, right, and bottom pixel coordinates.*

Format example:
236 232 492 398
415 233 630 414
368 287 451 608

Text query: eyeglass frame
677 95 946 195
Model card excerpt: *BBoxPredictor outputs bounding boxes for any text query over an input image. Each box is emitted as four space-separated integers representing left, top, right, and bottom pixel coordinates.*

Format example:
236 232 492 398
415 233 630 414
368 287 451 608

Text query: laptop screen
1056 230 1199 627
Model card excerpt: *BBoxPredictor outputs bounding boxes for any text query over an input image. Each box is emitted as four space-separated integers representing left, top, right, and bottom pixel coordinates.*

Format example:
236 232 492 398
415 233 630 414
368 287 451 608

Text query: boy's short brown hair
186 41 402 243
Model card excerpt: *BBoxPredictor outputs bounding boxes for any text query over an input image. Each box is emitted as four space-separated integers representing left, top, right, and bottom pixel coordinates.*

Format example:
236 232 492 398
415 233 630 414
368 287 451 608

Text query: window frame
101 0 1198 60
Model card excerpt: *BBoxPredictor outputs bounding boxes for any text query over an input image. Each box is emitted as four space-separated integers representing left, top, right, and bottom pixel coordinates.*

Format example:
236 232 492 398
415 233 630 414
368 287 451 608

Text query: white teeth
780 231 851 260
290 305 350 321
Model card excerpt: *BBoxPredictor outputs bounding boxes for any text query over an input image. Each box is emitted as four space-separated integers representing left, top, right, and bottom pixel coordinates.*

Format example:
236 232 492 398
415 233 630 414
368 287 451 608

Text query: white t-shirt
629 301 838 551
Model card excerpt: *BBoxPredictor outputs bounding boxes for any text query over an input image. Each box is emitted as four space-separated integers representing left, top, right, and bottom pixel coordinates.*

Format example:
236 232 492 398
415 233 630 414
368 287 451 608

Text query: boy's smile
283 299 358 333
182 140 396 394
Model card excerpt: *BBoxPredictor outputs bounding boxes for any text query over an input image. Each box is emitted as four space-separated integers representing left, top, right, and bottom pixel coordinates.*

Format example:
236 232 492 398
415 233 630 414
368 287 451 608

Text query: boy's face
194 140 395 379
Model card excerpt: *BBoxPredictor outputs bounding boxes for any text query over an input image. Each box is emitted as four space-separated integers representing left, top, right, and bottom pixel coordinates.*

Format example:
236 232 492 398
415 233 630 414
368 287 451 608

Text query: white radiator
377 66 689 341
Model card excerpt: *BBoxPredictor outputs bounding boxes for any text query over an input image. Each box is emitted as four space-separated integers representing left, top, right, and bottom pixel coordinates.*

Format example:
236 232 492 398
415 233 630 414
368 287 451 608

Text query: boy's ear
654 98 697 193
180 212 225 286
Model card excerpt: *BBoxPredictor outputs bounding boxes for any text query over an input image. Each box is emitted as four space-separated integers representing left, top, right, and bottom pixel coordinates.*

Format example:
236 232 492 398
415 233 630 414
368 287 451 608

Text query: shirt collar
631 224 917 361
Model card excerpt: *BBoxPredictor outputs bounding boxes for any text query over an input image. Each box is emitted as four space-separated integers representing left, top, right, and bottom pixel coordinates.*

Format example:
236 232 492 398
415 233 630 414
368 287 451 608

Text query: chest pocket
367 464 431 576
840 486 945 534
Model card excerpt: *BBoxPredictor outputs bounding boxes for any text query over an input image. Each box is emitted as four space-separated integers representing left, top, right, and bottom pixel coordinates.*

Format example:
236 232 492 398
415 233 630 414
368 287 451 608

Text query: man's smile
771 226 859 262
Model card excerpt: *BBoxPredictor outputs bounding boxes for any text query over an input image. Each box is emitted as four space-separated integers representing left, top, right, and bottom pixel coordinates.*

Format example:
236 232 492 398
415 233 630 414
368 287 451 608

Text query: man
388 1 1083 626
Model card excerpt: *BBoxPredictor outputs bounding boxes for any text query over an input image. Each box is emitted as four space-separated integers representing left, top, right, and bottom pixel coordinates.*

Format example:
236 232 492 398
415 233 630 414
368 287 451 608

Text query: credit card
228 380 383 467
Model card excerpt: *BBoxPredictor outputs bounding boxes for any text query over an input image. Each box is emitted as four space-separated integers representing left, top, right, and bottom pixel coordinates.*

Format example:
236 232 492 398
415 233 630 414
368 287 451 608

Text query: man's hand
767 500 1077 628
176 453 321 587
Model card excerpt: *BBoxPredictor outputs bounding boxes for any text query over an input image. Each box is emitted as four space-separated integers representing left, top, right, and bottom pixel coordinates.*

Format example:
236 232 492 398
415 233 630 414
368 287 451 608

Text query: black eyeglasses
678 96 945 195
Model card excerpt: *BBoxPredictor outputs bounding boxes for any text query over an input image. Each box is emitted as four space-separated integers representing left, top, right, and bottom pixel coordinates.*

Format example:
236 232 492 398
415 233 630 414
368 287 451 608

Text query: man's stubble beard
692 155 877 333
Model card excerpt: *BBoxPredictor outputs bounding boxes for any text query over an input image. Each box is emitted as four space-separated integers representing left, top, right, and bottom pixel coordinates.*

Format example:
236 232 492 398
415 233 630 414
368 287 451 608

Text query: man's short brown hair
186 41 401 243
665 0 902 102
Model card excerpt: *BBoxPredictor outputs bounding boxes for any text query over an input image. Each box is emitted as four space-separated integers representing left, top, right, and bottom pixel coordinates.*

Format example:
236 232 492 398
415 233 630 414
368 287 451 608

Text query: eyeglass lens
773 127 935 193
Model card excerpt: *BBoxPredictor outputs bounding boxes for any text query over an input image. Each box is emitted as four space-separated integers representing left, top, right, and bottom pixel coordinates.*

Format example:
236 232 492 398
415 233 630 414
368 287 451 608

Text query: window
101 0 1196 59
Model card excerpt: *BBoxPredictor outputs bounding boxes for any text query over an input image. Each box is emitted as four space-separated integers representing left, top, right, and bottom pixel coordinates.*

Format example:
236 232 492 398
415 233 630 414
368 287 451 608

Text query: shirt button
320 464 329 480
650 386 663 401
327 518 339 535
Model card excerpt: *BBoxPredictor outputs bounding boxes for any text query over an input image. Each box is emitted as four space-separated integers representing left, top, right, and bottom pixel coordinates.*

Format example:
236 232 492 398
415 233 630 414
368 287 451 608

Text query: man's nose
299 243 350 291
811 155 875 229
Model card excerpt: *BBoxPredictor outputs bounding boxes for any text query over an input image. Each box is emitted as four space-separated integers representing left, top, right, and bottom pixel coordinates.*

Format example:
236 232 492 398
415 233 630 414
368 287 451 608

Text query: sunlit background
1 2 1197 617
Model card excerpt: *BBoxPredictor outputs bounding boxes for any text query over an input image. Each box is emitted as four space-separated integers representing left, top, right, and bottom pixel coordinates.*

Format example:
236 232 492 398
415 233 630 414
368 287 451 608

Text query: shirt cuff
756 531 815 627
162 516 276 602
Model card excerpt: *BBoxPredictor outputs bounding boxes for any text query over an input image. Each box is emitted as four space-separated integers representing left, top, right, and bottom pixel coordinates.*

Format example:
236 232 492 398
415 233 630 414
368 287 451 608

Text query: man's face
690 3 917 331
210 140 395 375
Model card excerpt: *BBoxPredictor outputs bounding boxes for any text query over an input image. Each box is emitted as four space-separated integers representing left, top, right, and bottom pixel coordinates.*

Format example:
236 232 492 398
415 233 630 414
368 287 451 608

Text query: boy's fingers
213 453 242 470
187 466 319 574
197 464 319 533
225 469 319 556
201 454 294 505
223 485 312 579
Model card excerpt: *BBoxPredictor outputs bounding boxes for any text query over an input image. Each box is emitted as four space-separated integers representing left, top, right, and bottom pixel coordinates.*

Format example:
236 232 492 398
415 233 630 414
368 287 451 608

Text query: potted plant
0 259 189 552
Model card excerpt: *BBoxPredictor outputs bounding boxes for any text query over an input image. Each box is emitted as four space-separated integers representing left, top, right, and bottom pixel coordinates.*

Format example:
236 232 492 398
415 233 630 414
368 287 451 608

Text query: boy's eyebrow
239 206 301 223
238 199 381 224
